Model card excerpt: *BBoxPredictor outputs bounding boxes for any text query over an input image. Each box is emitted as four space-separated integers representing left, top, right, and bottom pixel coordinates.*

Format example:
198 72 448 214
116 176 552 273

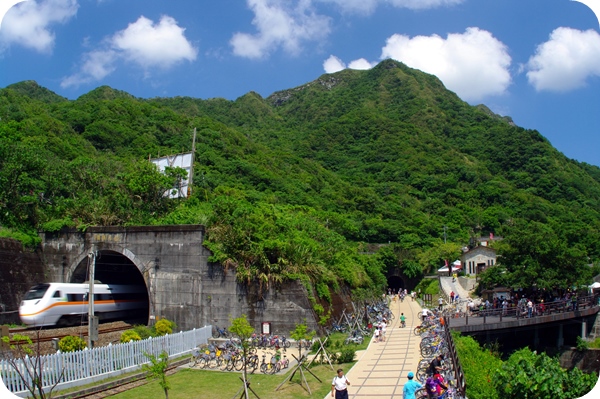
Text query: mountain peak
6 80 68 104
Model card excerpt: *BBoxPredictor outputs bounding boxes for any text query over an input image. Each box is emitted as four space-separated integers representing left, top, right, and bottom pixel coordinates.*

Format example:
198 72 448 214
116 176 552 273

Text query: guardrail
460 293 600 324
443 316 466 398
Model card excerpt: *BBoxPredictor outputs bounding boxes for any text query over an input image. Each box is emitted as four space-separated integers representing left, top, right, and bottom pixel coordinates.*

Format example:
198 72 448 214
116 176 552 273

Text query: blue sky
1 0 600 167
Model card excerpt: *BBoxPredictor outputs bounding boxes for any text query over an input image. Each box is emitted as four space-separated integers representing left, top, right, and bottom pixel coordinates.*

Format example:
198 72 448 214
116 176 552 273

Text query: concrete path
325 297 423 398
439 277 470 303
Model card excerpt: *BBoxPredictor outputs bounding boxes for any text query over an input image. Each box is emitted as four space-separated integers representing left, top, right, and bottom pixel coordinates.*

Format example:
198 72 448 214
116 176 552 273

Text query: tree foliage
142 351 171 399
493 348 598 399
2 59 600 295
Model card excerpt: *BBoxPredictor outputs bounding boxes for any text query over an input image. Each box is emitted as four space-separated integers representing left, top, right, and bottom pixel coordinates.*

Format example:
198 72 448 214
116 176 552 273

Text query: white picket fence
1 325 212 396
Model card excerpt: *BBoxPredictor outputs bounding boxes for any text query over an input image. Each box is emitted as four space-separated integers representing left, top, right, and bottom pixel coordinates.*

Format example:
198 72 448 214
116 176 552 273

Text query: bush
154 319 176 336
337 348 356 364
576 336 589 352
133 324 153 339
453 332 501 399
120 330 142 343
493 347 597 399
58 335 86 352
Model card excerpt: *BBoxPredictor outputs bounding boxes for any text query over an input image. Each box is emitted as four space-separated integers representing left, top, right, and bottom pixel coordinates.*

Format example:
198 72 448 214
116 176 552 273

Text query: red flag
490 232 494 240
444 259 448 267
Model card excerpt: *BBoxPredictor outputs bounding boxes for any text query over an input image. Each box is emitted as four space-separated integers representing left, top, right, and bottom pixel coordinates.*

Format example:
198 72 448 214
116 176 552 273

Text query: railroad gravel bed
9 321 133 355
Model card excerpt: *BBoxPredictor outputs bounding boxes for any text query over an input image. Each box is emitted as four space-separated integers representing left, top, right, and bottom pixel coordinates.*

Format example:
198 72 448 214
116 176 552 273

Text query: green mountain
2 59 599 296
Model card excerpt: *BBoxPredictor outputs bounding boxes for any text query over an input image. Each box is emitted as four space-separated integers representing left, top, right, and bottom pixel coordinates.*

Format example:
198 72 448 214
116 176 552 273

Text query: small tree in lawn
1 332 65 399
290 320 316 359
142 351 170 399
230 315 254 399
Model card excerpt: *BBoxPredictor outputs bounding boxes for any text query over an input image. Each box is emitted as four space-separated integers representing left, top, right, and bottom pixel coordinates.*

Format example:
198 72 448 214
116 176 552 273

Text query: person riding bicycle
400 313 406 328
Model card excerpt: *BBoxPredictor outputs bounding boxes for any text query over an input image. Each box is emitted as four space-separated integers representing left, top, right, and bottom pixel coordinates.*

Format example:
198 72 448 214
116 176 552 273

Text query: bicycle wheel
226 359 234 372
212 329 220 339
207 356 218 369
197 357 208 369
248 357 258 374
260 363 268 374
234 357 245 371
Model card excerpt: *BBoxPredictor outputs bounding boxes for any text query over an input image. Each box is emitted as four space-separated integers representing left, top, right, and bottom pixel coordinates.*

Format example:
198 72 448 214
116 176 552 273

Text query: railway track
8 325 132 346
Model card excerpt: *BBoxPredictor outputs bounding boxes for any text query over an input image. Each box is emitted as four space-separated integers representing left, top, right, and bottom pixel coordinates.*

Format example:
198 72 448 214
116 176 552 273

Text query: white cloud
380 27 512 102
231 0 331 59
0 0 78 53
62 15 197 88
60 49 117 88
323 54 345 73
112 16 197 69
318 0 464 15
525 27 600 92
348 58 375 70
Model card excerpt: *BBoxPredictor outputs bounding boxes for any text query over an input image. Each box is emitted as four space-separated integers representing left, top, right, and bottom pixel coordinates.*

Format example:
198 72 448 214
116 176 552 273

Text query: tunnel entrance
387 275 405 294
71 250 149 325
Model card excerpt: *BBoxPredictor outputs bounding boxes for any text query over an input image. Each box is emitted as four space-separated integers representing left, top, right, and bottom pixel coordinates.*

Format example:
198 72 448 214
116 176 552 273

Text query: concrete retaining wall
0 238 46 324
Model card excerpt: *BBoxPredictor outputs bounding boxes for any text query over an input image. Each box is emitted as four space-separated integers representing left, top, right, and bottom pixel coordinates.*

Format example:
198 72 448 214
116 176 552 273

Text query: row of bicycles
189 339 290 374
325 298 394 346
412 314 465 399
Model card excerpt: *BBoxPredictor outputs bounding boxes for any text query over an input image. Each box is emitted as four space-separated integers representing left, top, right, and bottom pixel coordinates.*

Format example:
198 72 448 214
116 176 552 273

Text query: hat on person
407 372 414 378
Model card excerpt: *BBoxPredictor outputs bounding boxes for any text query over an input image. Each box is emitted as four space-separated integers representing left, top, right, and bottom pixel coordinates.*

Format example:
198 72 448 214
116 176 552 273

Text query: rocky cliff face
0 238 45 324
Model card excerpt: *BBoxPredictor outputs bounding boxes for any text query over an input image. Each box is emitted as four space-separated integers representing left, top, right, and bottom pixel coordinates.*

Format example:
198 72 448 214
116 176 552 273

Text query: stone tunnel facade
40 225 319 334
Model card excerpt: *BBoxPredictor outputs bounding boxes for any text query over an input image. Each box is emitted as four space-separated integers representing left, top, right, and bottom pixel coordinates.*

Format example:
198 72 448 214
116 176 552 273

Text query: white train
19 282 148 327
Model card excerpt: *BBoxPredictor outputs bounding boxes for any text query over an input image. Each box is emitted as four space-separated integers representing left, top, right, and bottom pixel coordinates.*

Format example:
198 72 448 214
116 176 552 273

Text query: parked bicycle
212 326 230 339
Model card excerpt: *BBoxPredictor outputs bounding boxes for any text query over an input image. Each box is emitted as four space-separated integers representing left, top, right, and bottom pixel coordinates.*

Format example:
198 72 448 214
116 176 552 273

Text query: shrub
453 332 501 399
154 319 175 336
576 336 589 352
58 335 86 352
120 329 142 343
337 348 356 364
133 324 153 339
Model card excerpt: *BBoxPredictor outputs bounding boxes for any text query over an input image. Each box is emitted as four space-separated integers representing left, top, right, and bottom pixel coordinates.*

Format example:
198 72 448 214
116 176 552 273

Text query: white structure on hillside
461 245 497 277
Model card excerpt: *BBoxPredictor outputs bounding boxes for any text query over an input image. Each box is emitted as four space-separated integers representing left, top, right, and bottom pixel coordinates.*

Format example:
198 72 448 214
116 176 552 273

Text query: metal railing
458 293 600 325
443 316 466 398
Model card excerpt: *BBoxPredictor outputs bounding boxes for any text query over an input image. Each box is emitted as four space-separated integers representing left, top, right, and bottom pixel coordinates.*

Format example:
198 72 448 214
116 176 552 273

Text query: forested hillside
2 59 599 305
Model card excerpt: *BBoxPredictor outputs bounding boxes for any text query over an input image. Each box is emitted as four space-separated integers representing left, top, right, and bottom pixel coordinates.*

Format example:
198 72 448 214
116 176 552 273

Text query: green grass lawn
109 362 356 399
110 333 369 399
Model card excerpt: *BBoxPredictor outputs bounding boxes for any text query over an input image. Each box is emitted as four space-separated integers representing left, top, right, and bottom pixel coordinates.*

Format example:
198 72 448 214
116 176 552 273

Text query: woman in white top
331 368 350 399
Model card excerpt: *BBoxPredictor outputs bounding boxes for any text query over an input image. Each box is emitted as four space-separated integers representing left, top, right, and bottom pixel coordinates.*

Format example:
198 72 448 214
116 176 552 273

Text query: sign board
150 152 193 198
261 322 271 335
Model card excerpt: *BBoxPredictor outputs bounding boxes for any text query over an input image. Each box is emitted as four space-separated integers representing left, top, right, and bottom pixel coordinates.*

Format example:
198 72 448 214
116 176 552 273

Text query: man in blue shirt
403 371 422 399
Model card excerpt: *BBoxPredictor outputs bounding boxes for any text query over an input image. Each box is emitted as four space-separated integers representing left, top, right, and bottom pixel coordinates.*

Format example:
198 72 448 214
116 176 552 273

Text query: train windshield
23 284 51 300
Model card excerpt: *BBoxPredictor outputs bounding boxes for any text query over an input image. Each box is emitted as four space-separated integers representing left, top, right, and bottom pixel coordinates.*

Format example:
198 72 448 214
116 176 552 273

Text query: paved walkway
325 297 423 398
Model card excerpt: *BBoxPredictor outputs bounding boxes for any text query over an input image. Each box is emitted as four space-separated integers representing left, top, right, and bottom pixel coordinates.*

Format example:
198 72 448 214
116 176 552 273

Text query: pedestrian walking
331 368 350 399
403 371 422 399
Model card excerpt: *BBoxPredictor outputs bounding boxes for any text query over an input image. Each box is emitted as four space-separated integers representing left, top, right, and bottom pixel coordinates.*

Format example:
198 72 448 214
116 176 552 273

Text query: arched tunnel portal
71 250 149 325
387 275 406 294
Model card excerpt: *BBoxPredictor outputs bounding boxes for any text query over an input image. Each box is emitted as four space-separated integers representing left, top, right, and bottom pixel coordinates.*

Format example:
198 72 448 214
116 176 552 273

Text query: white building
461 245 497 277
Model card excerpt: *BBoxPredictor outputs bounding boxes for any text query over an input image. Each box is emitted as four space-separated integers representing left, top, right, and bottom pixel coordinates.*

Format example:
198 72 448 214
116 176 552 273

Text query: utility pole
88 251 98 349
